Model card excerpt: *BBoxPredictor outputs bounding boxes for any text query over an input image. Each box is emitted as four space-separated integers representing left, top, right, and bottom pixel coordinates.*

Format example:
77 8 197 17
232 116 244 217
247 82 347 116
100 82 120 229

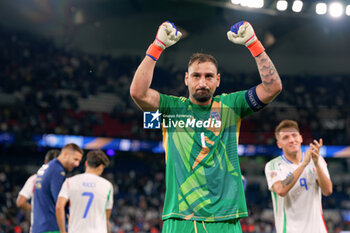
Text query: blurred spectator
2 150 350 233
0 27 349 145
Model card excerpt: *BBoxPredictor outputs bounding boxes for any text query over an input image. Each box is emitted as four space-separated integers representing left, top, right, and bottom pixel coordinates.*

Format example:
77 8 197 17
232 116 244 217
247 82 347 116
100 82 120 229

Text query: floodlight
316 2 327 15
346 5 350 16
276 0 288 11
249 0 264 8
329 2 344 17
292 0 303 12
252 0 264 8
237 0 264 8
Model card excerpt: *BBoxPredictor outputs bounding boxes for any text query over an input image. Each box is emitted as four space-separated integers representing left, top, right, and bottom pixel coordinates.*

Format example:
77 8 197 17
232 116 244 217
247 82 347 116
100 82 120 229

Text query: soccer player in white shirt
265 120 333 233
56 150 113 233
16 149 60 231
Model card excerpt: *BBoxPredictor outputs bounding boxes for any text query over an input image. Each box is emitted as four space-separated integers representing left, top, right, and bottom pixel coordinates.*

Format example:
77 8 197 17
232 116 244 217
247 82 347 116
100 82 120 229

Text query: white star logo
150 110 161 122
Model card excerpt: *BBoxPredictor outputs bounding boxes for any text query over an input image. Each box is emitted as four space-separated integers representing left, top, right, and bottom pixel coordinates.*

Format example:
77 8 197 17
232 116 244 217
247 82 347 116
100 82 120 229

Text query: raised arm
130 21 182 111
272 148 312 197
227 21 282 104
315 159 333 196
255 52 282 103
311 139 333 196
130 57 159 111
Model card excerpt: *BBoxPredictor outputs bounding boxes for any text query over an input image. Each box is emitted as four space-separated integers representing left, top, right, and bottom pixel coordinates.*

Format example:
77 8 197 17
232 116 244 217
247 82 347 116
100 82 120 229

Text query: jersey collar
281 152 304 165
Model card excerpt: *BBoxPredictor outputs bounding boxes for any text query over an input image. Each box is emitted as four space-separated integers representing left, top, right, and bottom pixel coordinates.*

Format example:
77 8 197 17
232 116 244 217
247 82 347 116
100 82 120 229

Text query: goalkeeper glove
227 21 265 57
146 21 182 61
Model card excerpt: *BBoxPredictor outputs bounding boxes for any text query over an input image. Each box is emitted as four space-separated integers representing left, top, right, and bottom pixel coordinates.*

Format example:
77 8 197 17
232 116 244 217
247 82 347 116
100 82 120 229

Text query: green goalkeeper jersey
159 91 255 222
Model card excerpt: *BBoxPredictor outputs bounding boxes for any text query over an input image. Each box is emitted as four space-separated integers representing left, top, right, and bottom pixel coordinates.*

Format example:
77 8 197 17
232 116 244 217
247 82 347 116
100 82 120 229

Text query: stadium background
0 0 349 232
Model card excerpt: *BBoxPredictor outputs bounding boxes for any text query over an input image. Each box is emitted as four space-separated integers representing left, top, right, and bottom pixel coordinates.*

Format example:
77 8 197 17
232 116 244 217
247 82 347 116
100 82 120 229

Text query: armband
245 86 267 112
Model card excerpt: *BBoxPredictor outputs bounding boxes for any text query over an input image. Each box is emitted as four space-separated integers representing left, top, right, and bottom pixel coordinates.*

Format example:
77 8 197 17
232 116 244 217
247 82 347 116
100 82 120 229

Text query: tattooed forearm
282 174 294 188
256 53 281 93
258 58 277 84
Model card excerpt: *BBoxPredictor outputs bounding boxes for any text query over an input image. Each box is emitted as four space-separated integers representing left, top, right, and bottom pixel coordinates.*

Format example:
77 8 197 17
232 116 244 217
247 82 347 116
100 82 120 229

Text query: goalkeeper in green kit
130 21 282 233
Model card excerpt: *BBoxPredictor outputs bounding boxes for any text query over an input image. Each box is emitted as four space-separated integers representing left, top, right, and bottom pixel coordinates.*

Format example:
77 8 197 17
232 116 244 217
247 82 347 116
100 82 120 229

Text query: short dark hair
44 149 60 163
275 120 300 139
62 143 83 155
188 53 218 72
86 150 110 168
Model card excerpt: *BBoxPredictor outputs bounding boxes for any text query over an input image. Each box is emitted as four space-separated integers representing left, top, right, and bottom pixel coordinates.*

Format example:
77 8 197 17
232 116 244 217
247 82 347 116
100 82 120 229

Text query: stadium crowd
0 27 349 145
0 27 349 232
1 151 350 233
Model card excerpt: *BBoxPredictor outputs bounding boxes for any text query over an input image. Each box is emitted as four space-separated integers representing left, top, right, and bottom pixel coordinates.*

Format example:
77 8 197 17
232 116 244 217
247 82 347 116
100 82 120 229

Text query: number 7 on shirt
82 192 94 218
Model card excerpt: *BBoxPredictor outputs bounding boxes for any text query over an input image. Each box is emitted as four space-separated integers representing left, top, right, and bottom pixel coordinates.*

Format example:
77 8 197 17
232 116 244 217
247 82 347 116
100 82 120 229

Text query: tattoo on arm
281 174 294 188
257 56 279 90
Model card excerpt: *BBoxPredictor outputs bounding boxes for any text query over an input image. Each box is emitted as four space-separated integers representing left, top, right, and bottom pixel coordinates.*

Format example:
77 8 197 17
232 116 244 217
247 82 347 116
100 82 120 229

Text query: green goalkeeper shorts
162 218 242 233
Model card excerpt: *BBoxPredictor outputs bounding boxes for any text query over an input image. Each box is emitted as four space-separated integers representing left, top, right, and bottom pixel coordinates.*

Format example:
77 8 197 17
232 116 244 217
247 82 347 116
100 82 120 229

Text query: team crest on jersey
61 171 66 176
270 171 277 178
210 112 221 122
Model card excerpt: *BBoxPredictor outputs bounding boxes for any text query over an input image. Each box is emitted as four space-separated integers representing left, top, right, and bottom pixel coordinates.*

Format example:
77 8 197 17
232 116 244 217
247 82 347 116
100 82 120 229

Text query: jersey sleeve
58 179 69 199
158 93 182 115
265 160 284 191
50 168 66 202
222 91 255 119
19 175 36 199
106 183 114 210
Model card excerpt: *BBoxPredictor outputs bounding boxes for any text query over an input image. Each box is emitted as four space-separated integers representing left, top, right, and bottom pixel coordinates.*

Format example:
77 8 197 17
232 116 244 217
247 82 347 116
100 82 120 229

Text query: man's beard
192 89 212 103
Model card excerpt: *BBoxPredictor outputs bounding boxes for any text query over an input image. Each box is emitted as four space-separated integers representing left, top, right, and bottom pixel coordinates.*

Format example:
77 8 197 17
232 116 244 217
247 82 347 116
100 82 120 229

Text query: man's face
185 61 220 104
276 127 303 155
65 151 83 171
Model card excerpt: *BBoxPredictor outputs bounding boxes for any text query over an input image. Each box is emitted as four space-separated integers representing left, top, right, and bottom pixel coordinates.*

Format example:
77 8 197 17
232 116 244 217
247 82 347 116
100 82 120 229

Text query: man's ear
61 150 68 160
216 73 221 87
98 164 105 175
276 140 282 149
185 72 189 86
